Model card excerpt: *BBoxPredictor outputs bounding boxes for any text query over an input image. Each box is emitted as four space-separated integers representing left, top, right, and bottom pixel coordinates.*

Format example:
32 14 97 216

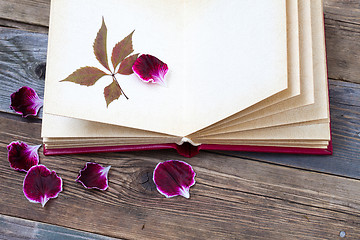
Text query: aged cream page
44 0 187 136
193 0 315 136
191 0 325 138
192 0 330 144
41 113 175 138
44 0 287 136
191 0 301 136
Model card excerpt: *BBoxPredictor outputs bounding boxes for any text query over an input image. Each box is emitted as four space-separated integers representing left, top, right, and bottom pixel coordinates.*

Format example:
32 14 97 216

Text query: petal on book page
132 54 168 86
10 86 43 117
23 165 63 207
7 141 41 172
76 162 111 190
153 160 196 198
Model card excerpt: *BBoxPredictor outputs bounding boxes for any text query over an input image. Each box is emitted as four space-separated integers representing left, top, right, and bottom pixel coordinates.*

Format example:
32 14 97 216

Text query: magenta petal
7 141 41 172
76 162 111 190
10 86 43 117
153 160 196 198
23 165 63 207
132 54 168 86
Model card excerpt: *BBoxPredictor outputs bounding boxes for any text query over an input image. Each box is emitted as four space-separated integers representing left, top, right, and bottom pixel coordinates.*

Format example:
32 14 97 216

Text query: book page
44 0 187 136
42 113 175 138
191 0 330 145
191 0 329 138
185 0 300 135
181 0 288 135
192 0 314 135
44 0 287 136
195 122 331 141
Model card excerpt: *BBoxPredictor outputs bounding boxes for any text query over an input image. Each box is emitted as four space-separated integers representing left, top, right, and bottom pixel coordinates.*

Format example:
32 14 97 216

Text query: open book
42 0 332 157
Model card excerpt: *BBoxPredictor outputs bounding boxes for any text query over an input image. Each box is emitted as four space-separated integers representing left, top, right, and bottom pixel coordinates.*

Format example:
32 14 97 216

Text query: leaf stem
112 75 129 100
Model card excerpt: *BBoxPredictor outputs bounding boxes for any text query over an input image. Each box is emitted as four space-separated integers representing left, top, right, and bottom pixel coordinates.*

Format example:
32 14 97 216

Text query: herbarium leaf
60 67 107 86
104 79 122 106
118 54 139 75
94 17 111 71
111 30 135 70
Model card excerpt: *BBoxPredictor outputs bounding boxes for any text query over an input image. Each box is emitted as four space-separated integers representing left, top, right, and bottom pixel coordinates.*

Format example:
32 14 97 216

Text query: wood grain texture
0 214 116 240
0 113 360 239
0 0 50 29
0 28 46 118
323 0 360 83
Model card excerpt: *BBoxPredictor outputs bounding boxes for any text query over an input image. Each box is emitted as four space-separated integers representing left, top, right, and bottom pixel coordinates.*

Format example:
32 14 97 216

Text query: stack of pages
42 0 331 157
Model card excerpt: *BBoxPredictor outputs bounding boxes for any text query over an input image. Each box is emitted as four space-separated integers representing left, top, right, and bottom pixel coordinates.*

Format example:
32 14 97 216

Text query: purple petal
76 162 111 190
132 54 168 86
153 160 196 198
23 165 63 207
10 86 43 117
7 141 41 172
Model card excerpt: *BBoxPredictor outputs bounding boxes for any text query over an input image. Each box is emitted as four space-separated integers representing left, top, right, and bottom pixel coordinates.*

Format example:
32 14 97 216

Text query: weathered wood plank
0 28 47 118
0 18 48 33
0 0 50 27
0 214 116 240
323 0 360 84
0 113 360 239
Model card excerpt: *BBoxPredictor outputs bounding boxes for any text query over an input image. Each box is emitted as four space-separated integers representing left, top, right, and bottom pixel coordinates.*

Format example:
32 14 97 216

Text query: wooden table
0 1 359 239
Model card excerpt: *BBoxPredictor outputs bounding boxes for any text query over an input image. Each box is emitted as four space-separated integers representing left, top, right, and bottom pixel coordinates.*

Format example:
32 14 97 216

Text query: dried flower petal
10 86 43 117
153 160 196 198
132 54 168 86
23 165 63 207
7 141 41 172
76 162 111 190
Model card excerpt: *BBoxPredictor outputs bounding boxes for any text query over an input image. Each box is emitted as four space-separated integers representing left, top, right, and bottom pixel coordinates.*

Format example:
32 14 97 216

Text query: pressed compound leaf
94 17 111 71
118 54 139 75
111 30 135 70
104 79 122 106
60 67 107 86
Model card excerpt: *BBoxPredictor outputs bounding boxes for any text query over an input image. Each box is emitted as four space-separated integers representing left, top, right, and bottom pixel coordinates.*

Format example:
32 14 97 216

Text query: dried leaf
111 30 135 70
118 54 139 75
61 67 107 86
104 79 122 107
94 17 111 71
